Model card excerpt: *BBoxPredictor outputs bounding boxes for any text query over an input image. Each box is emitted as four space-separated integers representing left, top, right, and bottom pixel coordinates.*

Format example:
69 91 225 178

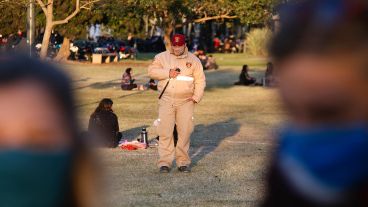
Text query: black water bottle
141 128 148 148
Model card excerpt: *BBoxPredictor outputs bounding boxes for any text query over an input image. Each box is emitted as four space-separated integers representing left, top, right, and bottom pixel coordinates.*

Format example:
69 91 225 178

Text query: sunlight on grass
60 55 283 207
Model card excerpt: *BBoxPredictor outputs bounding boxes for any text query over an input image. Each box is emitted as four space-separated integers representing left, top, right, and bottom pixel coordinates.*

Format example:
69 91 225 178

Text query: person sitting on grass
88 98 121 148
197 50 209 69
234 64 257 86
205 55 219 70
264 62 276 87
121 67 137 90
148 79 158 91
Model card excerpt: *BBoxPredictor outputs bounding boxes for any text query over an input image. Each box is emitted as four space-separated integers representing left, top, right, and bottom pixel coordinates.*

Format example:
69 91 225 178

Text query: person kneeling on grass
88 98 121 148
121 67 138 90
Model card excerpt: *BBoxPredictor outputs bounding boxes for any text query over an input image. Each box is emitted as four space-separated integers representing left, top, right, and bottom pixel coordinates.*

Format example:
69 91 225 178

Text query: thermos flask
141 128 148 148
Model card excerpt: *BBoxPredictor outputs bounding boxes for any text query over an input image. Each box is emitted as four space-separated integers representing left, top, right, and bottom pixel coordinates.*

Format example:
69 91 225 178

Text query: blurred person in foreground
0 55 100 207
262 0 368 206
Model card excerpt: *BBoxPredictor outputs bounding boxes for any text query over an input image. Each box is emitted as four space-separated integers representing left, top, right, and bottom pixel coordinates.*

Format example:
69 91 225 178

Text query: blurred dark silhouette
0 55 100 207
263 0 368 207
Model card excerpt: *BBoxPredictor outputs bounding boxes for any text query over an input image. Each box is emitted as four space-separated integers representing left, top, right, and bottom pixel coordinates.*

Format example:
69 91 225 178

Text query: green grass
61 55 283 207
136 52 156 60
135 52 268 68
211 53 268 68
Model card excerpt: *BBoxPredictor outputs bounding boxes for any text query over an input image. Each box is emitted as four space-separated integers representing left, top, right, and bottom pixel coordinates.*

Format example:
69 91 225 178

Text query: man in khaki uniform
148 34 206 173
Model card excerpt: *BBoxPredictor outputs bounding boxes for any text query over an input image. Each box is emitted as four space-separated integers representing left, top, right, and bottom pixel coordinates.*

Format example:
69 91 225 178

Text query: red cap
171 34 186 46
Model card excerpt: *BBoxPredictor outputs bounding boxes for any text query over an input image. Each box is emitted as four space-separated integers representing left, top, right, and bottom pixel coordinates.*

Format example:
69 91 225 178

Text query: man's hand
187 97 197 103
169 69 180 78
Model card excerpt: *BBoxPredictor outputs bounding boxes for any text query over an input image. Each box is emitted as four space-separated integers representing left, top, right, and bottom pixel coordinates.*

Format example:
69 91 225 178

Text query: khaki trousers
157 99 194 167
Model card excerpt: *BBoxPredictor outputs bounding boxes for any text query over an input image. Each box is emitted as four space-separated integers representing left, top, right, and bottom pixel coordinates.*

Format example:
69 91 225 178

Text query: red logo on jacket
186 62 192 68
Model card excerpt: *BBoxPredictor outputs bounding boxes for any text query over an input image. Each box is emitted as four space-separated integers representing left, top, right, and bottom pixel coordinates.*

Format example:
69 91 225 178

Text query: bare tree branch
36 0 47 15
80 0 99 9
35 0 47 14
194 14 237 23
192 5 205 13
52 0 99 26
52 0 80 26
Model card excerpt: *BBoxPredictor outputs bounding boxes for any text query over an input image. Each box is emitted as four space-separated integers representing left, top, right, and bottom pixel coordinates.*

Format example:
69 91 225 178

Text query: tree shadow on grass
135 52 156 61
205 68 264 91
190 118 240 167
76 91 146 108
121 125 149 141
74 78 121 90
205 69 238 90
72 77 90 83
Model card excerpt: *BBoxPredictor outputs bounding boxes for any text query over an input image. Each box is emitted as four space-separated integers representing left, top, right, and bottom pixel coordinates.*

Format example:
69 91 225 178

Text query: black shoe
159 166 170 173
178 166 191 173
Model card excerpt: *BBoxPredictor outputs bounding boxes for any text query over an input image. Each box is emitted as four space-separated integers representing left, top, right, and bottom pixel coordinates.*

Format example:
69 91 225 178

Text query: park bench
92 53 118 64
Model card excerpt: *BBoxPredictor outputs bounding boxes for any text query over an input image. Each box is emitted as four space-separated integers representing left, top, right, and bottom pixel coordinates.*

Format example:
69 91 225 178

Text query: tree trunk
39 2 54 60
164 25 173 51
40 22 53 59
243 40 247 54
150 25 155 37
187 23 192 37
54 37 70 62
143 16 149 37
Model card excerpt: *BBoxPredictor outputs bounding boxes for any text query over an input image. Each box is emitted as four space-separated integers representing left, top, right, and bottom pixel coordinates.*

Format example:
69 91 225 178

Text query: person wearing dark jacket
234 64 256 85
148 79 158 91
88 98 121 148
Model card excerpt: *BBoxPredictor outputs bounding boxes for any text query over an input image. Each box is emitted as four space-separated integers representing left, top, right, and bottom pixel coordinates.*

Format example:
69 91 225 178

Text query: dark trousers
157 125 178 146
121 84 137 90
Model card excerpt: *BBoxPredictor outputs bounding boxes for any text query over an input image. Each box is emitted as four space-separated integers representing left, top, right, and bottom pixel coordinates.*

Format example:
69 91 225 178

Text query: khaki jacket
148 47 206 103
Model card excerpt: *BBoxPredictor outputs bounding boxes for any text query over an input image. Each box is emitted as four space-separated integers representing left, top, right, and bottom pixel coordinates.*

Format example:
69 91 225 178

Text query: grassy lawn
62 53 284 207
136 52 268 68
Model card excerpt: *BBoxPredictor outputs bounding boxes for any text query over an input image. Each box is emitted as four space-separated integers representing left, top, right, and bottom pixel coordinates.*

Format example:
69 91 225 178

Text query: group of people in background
234 62 275 87
190 35 244 54
121 67 158 91
213 35 244 53
0 30 25 53
121 60 275 94
194 50 219 70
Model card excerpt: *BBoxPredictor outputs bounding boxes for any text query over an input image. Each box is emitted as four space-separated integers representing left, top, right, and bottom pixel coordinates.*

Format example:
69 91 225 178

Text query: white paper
176 75 194 82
